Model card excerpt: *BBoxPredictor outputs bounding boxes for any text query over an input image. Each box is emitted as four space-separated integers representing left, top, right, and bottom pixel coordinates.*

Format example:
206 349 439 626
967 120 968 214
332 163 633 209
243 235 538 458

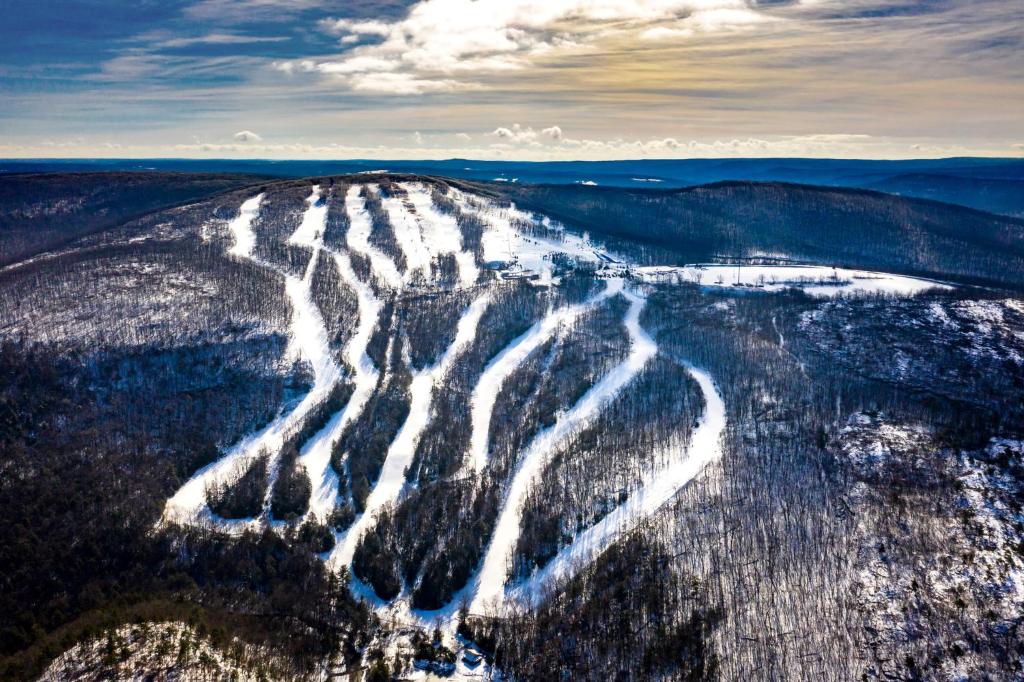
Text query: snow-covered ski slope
470 283 656 612
511 362 725 607
162 186 344 531
161 176 953 624
330 292 491 567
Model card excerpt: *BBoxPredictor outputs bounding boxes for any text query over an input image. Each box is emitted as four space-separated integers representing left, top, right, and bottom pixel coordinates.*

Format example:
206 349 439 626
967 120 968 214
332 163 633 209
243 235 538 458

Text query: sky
1 0 1022 160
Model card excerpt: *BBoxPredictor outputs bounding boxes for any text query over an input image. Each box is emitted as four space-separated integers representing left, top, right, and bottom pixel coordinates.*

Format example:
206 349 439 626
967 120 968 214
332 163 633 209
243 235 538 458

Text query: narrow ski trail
163 188 343 529
299 249 383 522
470 284 657 613
345 184 403 289
399 183 479 287
462 278 623 476
330 293 492 568
285 187 386 522
511 362 725 606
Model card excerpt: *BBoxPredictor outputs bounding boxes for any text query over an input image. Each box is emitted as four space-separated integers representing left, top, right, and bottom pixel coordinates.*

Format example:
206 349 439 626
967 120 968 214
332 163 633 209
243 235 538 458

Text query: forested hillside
0 172 264 266
0 172 1021 681
482 180 1024 289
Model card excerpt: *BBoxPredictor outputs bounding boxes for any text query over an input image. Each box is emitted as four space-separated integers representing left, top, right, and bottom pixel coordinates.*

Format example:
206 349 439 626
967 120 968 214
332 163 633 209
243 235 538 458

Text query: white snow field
470 284 658 613
227 193 263 259
635 264 950 297
463 277 624 476
400 182 480 287
345 184 404 289
330 293 492 568
452 189 607 285
378 186 432 283
162 188 344 530
511 362 725 607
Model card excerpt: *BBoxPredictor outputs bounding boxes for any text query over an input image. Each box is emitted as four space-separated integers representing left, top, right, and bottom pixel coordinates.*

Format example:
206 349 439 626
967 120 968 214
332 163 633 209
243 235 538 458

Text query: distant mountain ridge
3 172 1022 292
3 156 1023 217
470 178 1024 290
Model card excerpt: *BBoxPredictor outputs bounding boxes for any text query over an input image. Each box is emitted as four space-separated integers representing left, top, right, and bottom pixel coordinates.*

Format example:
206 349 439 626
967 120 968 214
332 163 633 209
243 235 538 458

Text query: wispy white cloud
278 0 779 94
155 32 289 48
184 0 329 21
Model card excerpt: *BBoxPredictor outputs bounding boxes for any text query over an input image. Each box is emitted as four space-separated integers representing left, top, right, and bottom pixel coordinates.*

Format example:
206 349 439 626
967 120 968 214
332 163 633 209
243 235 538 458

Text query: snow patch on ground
41 621 290 682
840 414 1024 680
635 264 950 298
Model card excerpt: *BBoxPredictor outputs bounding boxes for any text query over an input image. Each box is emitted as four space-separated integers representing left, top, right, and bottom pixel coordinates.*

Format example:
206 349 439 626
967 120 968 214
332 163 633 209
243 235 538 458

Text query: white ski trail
331 293 491 568
163 189 342 529
299 249 383 521
227 193 263 259
345 184 403 289
282 186 385 521
378 187 432 283
463 278 623 476
470 285 656 613
511 363 725 607
287 185 327 248
400 182 479 287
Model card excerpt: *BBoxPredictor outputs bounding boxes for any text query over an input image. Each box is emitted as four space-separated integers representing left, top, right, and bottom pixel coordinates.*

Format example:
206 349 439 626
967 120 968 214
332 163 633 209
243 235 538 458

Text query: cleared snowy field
635 264 950 297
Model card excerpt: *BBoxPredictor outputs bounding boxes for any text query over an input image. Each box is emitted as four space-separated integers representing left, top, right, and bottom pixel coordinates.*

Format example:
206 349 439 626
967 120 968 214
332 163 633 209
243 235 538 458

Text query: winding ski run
470 285 661 612
510 362 725 608
161 183 728 630
463 279 620 475
330 292 491 567
162 185 382 530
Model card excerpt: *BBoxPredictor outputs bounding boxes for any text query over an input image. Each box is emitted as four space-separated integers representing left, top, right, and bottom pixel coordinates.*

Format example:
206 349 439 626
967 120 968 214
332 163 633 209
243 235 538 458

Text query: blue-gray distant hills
3 156 1023 217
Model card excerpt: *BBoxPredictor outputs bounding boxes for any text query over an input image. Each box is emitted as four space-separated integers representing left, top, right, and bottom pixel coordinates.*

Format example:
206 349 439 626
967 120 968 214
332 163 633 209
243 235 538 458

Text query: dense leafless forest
0 171 1021 681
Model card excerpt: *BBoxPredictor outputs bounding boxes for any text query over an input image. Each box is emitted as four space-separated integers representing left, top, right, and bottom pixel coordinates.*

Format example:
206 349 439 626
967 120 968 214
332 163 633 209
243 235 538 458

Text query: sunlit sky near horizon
1 0 1022 160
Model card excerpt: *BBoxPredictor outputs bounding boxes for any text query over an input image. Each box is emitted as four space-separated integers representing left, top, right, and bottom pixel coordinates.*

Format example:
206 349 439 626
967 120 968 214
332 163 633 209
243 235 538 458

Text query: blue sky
1 0 1021 159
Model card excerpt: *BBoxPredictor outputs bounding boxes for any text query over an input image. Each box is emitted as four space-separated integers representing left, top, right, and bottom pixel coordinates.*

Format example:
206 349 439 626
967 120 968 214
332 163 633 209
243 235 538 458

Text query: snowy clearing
635 264 951 297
